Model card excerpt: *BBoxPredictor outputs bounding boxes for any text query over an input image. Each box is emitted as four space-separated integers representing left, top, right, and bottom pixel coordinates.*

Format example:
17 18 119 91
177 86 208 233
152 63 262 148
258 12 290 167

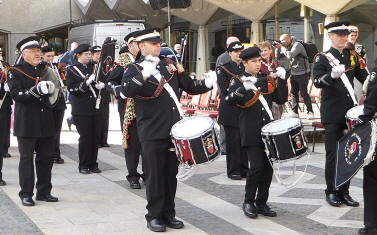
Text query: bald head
71 42 78 50
226 36 240 46
279 34 291 47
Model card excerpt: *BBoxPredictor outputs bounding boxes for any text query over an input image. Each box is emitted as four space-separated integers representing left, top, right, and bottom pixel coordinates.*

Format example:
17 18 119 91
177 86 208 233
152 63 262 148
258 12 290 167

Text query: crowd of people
0 21 376 234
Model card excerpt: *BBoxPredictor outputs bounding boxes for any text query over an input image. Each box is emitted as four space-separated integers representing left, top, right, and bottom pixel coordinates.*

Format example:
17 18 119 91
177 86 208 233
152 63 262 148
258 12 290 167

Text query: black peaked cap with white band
16 36 40 51
239 47 261 61
119 45 129 54
90 45 101 53
325 21 351 35
134 28 162 43
124 31 138 44
227 41 244 52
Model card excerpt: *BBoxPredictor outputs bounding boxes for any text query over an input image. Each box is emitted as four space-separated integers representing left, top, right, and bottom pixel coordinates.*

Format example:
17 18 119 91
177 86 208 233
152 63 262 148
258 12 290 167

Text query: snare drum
261 118 307 162
345 105 364 130
171 116 220 166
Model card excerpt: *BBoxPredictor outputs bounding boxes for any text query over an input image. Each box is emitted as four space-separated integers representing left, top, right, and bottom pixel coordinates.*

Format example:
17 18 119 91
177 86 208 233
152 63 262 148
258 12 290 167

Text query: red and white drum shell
171 116 220 166
345 105 364 131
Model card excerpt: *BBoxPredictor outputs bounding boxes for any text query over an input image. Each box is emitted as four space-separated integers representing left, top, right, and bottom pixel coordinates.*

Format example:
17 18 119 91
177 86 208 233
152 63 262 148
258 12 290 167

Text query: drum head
171 116 214 138
261 118 302 135
346 105 364 120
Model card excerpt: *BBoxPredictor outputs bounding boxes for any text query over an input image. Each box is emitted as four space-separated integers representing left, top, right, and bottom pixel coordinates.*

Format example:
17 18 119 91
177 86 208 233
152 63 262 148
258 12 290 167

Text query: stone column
251 21 263 44
323 15 339 51
196 25 208 79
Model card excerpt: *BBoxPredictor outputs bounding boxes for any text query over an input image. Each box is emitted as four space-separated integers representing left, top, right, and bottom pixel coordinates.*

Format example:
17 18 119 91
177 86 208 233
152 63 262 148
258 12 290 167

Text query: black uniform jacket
360 67 377 122
66 60 99 116
7 61 55 138
226 72 287 147
216 60 243 127
89 60 111 106
40 61 66 111
0 61 13 111
313 47 368 124
121 56 211 142
106 65 125 114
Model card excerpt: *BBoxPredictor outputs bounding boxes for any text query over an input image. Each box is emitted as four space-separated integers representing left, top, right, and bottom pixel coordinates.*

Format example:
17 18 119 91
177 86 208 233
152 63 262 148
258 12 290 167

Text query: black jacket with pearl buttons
7 60 55 138
66 60 99 116
313 47 368 124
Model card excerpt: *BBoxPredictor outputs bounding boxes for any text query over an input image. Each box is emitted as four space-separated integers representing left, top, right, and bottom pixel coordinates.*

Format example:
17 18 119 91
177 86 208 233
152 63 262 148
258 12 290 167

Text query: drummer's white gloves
331 64 345 79
95 81 105 90
3 83 9 92
86 74 96 85
140 55 160 80
243 80 253 91
204 70 217 88
276 67 286 79
36 81 51 95
46 81 55 94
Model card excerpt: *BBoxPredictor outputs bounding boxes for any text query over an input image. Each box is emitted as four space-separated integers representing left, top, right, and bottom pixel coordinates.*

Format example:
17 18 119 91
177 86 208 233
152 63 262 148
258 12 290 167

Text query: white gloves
276 67 286 79
241 76 257 90
95 81 105 90
37 81 55 95
86 74 96 85
331 64 345 79
3 83 9 92
204 70 217 88
140 55 160 79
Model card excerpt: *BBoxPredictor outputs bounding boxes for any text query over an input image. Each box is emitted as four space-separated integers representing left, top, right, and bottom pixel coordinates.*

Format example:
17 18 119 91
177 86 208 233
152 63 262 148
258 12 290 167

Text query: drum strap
250 82 274 120
324 52 358 105
10 67 47 85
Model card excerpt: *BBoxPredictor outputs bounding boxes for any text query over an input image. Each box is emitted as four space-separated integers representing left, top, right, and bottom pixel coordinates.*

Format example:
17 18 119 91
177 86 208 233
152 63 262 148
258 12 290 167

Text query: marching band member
106 41 145 189
120 28 213 232
8 36 58 206
90 45 111 148
313 21 368 207
216 41 247 180
357 67 377 235
65 44 103 174
41 46 66 164
0 48 12 186
226 47 287 219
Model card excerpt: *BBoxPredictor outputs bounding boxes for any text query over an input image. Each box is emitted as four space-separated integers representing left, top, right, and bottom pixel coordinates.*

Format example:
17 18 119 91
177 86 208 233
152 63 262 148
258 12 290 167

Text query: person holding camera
274 34 314 119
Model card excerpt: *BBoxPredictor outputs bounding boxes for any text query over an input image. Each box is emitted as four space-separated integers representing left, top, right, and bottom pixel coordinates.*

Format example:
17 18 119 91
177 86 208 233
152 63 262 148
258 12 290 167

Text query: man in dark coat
313 21 368 207
8 36 59 206
119 28 214 232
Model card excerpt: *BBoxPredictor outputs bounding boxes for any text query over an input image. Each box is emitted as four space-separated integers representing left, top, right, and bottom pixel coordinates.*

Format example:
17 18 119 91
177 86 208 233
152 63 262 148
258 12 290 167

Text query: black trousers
124 121 143 182
52 109 65 159
17 136 54 198
290 73 313 113
142 139 179 221
73 114 101 170
324 123 350 195
99 102 110 145
364 159 377 228
224 126 248 177
244 146 273 206
0 108 11 179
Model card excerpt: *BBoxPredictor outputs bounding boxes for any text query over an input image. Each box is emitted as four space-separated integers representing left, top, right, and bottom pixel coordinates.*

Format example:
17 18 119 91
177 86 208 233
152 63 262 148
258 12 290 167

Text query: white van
68 21 145 57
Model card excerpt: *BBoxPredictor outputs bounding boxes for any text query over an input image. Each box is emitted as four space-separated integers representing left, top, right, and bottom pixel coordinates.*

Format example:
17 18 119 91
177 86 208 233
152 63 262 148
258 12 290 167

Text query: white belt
325 52 357 105
250 83 274 120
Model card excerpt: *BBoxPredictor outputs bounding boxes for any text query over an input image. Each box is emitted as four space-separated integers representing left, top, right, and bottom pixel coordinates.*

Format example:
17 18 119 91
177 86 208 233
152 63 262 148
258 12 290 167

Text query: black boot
243 203 257 218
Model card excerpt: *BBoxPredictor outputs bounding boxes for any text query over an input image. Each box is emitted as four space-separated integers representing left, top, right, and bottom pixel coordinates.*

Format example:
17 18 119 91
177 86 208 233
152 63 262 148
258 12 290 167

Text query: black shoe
147 218 166 232
79 168 91 174
326 193 343 207
359 227 377 234
3 153 11 158
101 143 110 147
36 194 58 202
164 217 184 229
257 204 277 217
229 174 242 180
90 167 102 173
339 194 359 207
66 118 72 131
54 157 65 164
130 180 141 189
243 203 258 218
21 197 35 206
0 179 6 186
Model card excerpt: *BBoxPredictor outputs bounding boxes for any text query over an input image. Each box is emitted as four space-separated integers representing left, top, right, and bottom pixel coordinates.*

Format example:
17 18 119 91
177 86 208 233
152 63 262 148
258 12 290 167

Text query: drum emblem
294 136 303 149
205 138 215 154
344 133 362 165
